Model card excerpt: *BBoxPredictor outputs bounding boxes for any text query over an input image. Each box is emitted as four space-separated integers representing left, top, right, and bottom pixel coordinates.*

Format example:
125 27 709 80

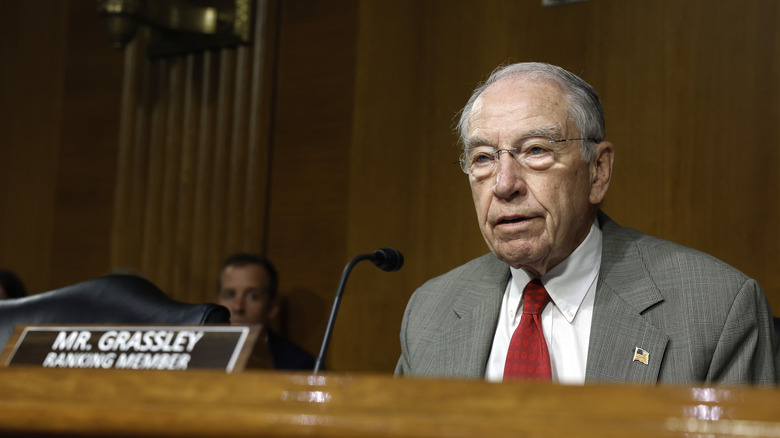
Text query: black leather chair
774 317 780 340
0 275 230 350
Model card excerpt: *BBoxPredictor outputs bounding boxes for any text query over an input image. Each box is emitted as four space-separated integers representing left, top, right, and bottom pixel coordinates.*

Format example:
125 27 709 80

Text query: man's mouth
498 216 529 225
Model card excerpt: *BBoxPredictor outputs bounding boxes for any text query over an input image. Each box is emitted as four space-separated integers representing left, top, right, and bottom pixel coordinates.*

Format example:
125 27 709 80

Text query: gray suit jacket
396 212 779 385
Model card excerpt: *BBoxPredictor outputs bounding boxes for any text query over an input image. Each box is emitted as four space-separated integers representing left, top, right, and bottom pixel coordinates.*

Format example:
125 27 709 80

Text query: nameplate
1 325 259 373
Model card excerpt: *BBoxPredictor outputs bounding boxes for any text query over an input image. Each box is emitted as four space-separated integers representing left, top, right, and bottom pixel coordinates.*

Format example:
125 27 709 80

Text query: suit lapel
430 214 672 381
586 213 669 383
435 255 509 378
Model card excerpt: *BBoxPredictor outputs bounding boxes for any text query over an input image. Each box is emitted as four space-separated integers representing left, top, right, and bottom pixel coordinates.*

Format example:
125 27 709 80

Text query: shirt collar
509 219 602 323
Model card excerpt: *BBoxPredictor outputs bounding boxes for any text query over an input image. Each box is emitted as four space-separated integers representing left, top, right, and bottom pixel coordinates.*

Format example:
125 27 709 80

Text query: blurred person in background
0 270 27 299
218 253 316 370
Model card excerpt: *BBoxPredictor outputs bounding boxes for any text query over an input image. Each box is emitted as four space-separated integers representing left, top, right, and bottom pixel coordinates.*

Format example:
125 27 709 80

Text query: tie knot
522 279 550 315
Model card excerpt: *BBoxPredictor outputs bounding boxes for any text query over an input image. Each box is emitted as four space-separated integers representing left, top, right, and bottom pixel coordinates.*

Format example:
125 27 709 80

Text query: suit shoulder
602 216 751 285
267 330 316 371
416 253 503 293
634 232 749 283
404 253 505 319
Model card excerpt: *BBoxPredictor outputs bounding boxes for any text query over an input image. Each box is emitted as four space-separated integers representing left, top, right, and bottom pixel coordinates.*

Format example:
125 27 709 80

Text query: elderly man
396 62 778 385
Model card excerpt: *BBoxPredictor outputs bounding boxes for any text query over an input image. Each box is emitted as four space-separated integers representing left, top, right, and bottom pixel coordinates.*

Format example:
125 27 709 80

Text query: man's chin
231 320 265 327
491 242 548 272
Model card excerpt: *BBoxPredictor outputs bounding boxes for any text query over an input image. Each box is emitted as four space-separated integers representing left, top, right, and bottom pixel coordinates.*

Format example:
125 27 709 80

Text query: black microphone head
370 248 404 272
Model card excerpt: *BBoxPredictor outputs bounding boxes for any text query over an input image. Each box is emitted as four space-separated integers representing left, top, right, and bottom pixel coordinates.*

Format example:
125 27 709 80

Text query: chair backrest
775 317 780 340
0 275 230 350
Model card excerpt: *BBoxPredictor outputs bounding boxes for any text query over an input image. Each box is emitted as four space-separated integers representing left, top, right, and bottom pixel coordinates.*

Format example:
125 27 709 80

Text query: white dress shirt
485 219 602 384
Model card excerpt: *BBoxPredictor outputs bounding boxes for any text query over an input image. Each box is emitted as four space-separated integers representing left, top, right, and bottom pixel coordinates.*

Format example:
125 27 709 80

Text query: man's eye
471 152 495 165
526 145 548 155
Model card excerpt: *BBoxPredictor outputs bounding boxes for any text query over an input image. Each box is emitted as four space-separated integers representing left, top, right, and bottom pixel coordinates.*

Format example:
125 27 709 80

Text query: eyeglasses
457 137 598 179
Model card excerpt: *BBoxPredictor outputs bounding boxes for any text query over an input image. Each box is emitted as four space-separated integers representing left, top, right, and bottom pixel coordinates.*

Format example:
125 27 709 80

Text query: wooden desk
0 367 778 437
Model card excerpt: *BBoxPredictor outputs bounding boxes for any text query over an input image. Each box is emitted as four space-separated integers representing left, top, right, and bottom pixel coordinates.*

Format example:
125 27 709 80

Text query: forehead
220 263 269 287
467 76 572 142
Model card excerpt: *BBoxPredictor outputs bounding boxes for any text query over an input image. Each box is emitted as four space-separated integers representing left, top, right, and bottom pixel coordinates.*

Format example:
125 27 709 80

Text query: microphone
313 248 404 372
368 247 404 272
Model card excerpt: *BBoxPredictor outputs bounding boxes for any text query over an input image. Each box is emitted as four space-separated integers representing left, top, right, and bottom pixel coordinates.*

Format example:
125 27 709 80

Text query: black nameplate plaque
2 325 259 372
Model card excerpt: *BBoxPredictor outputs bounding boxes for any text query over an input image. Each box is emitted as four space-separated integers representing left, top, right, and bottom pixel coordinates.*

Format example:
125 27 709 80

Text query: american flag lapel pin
633 347 649 365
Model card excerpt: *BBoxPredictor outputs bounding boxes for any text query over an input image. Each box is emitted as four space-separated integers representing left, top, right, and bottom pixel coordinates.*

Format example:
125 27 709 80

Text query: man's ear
267 298 281 321
589 141 614 205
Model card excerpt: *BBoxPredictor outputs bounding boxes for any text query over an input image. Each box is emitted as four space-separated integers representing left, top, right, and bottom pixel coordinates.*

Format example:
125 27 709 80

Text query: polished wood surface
0 368 778 437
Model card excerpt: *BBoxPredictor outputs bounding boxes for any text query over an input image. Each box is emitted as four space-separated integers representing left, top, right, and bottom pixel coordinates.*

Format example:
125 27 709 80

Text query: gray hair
456 62 605 162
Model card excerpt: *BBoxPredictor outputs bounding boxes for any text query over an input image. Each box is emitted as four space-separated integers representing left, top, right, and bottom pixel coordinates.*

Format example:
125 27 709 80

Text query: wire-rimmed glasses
457 137 598 179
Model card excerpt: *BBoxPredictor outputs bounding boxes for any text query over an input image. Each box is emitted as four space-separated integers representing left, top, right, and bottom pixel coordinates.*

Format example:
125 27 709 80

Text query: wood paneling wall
0 0 123 293
264 0 359 357
1 0 778 374
110 0 277 305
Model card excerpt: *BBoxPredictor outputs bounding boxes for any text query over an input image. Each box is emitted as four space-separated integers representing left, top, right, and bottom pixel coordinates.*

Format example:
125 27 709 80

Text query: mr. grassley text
41 330 205 370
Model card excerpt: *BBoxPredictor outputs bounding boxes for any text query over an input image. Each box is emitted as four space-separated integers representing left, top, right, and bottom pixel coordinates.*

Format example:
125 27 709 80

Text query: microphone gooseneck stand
313 248 403 373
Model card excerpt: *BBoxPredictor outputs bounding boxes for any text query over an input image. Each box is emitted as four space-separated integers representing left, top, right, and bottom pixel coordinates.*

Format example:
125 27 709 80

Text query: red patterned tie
503 279 552 381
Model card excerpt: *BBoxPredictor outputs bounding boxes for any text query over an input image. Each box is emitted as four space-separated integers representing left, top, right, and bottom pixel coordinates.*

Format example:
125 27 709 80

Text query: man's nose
230 296 246 313
493 151 526 198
